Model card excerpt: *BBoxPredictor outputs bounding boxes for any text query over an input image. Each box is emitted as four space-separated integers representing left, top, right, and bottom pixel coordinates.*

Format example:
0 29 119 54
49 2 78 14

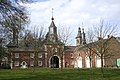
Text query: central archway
50 56 59 68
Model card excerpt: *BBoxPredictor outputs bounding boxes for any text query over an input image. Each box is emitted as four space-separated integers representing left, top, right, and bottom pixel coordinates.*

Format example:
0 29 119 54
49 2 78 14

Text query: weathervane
51 8 54 20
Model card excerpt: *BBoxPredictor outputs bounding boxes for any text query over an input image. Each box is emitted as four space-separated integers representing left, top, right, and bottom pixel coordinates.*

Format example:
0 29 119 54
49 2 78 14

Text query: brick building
6 16 120 69
74 30 120 68
7 16 65 68
64 46 75 68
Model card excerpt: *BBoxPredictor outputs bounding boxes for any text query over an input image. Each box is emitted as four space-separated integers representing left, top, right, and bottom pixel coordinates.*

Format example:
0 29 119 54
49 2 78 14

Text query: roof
65 46 76 51
75 36 120 51
9 47 45 52
7 42 18 48
44 39 64 45
49 20 56 28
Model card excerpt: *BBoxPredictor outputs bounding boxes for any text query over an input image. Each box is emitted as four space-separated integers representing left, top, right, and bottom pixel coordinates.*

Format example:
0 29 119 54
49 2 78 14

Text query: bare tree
86 28 95 68
0 0 31 28
57 26 74 68
58 26 73 46
21 26 46 72
90 20 118 77
2 12 29 46
0 1 33 66
94 20 117 65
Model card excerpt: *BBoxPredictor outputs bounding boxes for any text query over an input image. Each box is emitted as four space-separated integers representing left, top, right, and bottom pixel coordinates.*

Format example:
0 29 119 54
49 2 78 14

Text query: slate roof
75 37 120 51
65 46 76 51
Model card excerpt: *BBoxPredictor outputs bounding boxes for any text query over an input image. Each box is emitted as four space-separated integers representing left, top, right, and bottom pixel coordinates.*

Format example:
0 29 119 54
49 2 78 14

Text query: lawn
0 68 120 80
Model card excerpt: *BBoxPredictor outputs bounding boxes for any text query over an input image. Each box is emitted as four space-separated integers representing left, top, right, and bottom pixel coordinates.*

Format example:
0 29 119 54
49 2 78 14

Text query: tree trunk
90 58 92 68
101 56 104 78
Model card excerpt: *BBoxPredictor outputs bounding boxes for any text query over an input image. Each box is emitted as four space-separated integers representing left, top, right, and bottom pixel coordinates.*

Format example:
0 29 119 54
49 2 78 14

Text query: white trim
77 56 82 68
15 53 19 58
85 56 90 68
38 61 42 66
70 53 74 58
30 61 34 66
21 61 27 68
30 53 34 58
45 53 48 67
38 53 42 58
49 55 61 68
95 56 101 67
15 61 19 66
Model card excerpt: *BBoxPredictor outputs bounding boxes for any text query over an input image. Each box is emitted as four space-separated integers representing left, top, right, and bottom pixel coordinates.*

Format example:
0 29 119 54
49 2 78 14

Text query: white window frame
15 53 19 58
52 48 57 53
70 60 74 65
38 61 42 66
30 53 34 58
55 48 57 52
78 53 81 57
30 61 34 66
15 61 19 66
70 53 74 58
38 53 42 58
44 45 47 51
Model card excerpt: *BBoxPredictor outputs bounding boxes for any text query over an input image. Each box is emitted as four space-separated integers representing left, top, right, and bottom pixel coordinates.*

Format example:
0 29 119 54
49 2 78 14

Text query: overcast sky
25 0 120 45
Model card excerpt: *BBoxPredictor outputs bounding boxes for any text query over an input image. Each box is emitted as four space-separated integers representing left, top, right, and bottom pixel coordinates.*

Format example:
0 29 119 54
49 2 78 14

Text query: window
52 48 57 53
70 60 74 65
49 45 52 47
70 53 74 58
15 53 19 58
30 53 34 58
11 53 13 58
38 53 42 58
50 27 53 34
14 61 19 66
38 61 42 66
78 53 80 57
77 40 79 44
30 61 34 66
55 48 57 52
44 45 47 51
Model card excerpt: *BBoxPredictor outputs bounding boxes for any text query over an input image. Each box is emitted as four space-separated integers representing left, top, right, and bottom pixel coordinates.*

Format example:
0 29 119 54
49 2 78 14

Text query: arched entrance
86 56 90 68
50 56 59 68
96 56 101 67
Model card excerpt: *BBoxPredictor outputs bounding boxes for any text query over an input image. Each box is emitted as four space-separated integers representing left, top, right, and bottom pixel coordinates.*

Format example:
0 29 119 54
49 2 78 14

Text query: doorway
50 56 59 68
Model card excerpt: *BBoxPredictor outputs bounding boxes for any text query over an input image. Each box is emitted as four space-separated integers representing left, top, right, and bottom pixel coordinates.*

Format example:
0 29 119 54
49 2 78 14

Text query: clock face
50 35 56 42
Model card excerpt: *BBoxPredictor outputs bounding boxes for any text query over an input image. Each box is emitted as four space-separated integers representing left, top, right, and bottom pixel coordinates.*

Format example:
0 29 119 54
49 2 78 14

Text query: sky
25 0 120 45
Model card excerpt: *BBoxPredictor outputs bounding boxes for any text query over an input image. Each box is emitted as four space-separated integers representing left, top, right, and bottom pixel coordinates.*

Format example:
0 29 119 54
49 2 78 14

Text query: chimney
98 37 103 40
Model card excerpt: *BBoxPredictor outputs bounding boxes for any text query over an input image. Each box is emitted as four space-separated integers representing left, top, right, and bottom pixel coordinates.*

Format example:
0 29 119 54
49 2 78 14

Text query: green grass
0 68 120 80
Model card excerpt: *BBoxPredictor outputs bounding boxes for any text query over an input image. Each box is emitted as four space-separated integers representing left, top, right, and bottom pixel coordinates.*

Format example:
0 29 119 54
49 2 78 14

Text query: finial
82 28 84 33
51 8 54 20
78 27 81 32
82 22 83 27
82 22 83 28
81 23 84 33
